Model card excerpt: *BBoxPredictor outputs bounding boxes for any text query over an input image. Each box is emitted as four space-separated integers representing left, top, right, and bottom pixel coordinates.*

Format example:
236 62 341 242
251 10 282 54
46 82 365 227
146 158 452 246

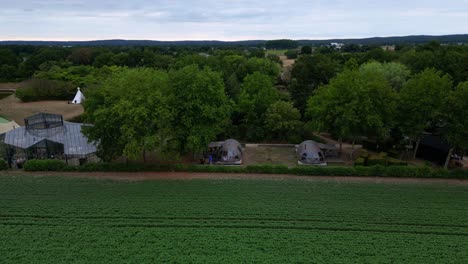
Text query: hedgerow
0 159 8 171
21 160 468 179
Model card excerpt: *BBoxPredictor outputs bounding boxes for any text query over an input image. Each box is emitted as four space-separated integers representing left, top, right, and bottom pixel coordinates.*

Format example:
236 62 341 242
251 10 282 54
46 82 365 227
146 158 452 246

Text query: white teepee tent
72 87 85 104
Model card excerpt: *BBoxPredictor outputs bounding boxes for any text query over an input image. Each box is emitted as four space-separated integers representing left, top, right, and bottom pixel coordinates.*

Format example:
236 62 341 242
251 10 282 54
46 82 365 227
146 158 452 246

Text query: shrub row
0 159 8 171
15 79 75 102
21 160 468 179
356 152 408 167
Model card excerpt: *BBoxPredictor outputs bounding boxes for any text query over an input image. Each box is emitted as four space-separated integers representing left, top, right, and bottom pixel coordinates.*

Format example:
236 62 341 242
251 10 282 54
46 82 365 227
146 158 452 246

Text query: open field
266 49 288 56
0 93 83 125
1 174 467 263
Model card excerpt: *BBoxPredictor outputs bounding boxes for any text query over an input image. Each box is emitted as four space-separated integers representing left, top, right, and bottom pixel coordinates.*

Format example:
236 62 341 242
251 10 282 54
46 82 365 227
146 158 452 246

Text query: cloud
0 0 467 40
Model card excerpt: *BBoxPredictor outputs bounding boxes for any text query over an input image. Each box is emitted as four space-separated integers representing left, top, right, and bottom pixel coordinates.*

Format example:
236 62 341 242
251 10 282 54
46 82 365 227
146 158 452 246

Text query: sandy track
2 171 467 186
0 94 83 125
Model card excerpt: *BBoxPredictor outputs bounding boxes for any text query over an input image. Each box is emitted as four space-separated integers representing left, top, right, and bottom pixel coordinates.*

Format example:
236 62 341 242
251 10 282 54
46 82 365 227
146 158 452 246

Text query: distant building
330 42 345 50
381 45 396 51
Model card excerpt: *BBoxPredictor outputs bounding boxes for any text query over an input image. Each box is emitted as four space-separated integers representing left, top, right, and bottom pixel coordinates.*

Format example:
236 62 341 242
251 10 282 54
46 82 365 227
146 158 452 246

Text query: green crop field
1 175 467 263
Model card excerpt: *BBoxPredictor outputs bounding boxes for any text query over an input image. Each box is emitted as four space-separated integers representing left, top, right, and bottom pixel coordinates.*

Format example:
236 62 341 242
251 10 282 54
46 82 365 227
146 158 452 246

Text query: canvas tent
207 139 243 165
1 113 98 167
296 140 327 166
0 117 20 134
71 87 85 104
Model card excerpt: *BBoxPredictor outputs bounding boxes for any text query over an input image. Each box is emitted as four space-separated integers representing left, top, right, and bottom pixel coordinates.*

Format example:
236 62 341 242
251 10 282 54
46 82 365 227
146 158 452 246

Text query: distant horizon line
1 33 468 42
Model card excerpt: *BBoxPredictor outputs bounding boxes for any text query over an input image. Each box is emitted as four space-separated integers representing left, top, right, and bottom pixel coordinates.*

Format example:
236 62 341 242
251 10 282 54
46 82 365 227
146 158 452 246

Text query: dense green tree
440 81 468 168
93 52 116 68
264 101 302 141
265 39 298 49
236 57 281 83
398 68 452 158
238 72 279 140
301 46 313 55
289 54 339 112
83 68 171 161
359 61 411 90
69 48 94 65
306 68 397 152
167 65 232 155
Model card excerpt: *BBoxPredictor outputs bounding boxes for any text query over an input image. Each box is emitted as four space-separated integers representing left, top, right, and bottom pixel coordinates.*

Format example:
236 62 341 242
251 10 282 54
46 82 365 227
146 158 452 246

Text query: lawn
266 49 288 56
0 175 467 263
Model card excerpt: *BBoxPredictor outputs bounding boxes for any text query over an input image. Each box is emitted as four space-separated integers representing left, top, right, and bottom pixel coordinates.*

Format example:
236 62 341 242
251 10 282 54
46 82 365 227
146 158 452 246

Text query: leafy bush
386 157 408 166
21 161 468 179
15 79 75 102
354 158 366 166
367 156 387 166
0 159 8 170
23 159 66 171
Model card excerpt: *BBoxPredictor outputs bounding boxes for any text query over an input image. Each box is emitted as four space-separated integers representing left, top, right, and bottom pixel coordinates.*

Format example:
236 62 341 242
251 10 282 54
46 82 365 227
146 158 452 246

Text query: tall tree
398 68 452 158
264 101 302 141
238 72 279 140
289 54 339 112
306 68 397 152
440 81 468 168
167 65 232 155
83 68 171 161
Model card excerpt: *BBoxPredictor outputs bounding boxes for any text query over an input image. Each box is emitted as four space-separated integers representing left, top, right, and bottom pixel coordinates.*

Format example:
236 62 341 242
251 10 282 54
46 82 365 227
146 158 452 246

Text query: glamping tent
71 87 85 104
1 113 98 168
296 140 327 166
0 117 20 134
207 139 243 165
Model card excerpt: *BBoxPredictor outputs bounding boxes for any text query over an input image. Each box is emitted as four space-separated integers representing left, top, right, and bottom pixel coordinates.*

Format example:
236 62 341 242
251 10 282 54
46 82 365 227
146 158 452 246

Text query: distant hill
1 34 467 47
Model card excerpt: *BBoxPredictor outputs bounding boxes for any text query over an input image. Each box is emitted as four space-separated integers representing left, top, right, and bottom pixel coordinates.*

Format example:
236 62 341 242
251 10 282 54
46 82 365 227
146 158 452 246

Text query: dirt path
2 171 467 186
0 94 83 125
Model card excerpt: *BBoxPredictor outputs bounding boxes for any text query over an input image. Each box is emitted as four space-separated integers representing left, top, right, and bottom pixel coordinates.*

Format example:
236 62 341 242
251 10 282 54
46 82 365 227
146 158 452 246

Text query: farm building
206 139 243 165
0 113 98 168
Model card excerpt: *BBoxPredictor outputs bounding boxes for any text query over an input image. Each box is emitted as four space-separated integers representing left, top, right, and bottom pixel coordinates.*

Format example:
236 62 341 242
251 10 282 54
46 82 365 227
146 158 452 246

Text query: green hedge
24 159 66 171
20 160 468 179
0 159 8 171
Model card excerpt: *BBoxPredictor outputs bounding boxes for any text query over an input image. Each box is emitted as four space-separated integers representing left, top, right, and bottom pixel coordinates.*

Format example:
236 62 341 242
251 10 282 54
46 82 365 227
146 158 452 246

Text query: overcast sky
1 0 467 41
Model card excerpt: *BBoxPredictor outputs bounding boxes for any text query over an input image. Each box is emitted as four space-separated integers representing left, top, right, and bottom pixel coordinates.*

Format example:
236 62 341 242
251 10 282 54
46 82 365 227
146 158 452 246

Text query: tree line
1 41 468 165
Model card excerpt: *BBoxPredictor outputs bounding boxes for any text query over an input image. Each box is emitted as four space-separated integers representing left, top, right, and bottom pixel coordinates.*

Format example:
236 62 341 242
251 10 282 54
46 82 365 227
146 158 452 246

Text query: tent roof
0 120 20 134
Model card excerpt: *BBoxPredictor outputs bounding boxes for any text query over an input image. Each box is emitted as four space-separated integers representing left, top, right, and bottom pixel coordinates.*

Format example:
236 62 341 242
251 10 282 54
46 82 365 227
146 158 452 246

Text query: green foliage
23 159 66 171
237 57 281 82
0 159 8 170
34 65 122 87
359 61 410 90
306 67 397 142
167 65 232 154
21 161 468 179
264 101 302 141
15 79 75 102
265 39 298 49
238 72 279 140
398 68 452 141
290 54 339 111
440 81 468 151
301 46 313 54
284 50 298 59
83 68 171 161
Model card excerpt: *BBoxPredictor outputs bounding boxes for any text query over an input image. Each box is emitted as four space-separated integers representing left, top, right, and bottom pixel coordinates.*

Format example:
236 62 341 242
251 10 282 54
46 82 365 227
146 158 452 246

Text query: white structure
0 119 20 134
72 87 85 104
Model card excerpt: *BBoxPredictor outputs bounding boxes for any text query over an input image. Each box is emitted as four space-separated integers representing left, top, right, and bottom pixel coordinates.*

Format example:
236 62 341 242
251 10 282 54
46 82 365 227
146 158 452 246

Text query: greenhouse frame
1 113 98 168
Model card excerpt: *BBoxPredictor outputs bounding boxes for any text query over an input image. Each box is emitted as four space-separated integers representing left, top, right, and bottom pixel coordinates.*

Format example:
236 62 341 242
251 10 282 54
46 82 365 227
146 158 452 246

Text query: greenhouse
1 113 98 168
